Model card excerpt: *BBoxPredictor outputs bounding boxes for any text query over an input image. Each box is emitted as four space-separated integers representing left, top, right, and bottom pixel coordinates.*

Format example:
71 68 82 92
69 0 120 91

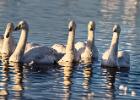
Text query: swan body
101 25 130 67
23 46 59 65
77 21 98 64
25 42 40 53
58 21 76 66
9 21 61 66
1 23 16 63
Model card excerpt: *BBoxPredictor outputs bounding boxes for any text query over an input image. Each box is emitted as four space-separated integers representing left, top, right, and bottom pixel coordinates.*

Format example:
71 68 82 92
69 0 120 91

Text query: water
0 0 140 99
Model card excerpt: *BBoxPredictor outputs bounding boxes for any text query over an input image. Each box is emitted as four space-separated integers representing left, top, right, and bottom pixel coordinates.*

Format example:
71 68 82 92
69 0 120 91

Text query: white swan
1 23 16 63
9 21 61 65
58 21 76 66
101 24 130 67
0 23 40 60
52 21 98 64
76 21 98 64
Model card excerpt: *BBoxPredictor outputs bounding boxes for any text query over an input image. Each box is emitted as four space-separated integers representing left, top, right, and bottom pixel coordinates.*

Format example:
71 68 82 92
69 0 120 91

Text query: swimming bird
58 21 76 66
101 24 130 68
1 23 16 63
75 21 98 64
9 20 61 66
52 21 98 64
0 23 40 59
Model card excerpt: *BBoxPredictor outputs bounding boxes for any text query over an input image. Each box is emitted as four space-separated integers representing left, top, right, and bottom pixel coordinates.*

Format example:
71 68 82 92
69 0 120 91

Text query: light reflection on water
0 0 140 99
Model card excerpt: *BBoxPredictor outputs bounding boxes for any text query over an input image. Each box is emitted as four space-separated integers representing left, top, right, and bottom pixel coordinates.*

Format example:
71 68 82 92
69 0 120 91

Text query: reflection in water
0 63 24 99
11 63 24 99
0 65 9 100
101 67 117 99
63 66 73 100
102 66 130 99
82 65 94 100
0 0 139 99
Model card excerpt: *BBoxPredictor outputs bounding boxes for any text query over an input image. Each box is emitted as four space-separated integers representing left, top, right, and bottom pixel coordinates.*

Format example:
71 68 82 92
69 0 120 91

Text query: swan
58 21 76 66
0 23 40 60
9 20 61 65
101 24 130 68
76 21 98 64
52 21 98 64
1 23 16 63
0 23 16 57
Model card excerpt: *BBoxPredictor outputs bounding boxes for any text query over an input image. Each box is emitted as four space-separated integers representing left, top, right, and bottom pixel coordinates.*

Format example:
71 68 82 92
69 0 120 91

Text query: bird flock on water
0 20 130 69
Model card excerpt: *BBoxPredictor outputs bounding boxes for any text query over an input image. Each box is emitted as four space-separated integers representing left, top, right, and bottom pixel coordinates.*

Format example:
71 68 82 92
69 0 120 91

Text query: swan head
15 20 29 31
88 21 95 31
5 23 14 38
68 20 76 32
113 24 121 33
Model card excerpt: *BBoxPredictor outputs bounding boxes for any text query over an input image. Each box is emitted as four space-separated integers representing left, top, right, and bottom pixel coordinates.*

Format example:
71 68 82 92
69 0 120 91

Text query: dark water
0 0 140 99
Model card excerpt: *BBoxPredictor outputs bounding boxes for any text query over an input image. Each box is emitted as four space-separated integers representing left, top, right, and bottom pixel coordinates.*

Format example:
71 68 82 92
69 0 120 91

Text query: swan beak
14 25 21 31
69 27 73 31
90 27 94 31
6 32 10 38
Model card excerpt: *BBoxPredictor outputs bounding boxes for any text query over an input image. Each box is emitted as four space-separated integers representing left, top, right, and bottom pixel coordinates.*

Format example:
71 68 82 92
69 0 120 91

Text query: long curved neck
65 31 75 54
85 30 94 51
2 31 15 56
10 29 28 62
109 32 119 59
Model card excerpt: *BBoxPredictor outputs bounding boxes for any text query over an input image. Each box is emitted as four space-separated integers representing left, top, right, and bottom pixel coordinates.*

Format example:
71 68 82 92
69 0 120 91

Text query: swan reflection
0 65 9 100
63 65 73 100
0 63 24 99
82 65 94 100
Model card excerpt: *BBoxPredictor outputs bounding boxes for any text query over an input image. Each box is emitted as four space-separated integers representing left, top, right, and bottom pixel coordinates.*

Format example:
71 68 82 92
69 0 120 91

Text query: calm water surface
0 0 140 99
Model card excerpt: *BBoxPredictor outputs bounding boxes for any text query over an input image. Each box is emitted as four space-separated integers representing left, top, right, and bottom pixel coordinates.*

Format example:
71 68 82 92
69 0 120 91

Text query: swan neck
109 32 119 57
11 29 28 61
86 30 94 50
66 31 75 53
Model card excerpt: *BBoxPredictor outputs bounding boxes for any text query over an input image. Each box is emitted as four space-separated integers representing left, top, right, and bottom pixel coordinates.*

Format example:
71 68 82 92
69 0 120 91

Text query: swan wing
25 42 40 53
75 41 85 51
23 46 61 65
51 43 66 54
118 51 130 67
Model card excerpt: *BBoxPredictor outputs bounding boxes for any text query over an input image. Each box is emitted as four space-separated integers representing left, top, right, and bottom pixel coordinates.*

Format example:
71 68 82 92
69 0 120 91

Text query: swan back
51 44 66 54
23 46 59 65
118 51 130 67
